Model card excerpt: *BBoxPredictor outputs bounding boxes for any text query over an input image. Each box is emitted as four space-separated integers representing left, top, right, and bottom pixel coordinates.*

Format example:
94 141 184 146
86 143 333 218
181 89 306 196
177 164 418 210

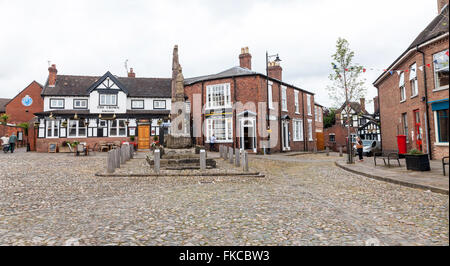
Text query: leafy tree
327 38 366 163
0 113 9 124
323 108 336 128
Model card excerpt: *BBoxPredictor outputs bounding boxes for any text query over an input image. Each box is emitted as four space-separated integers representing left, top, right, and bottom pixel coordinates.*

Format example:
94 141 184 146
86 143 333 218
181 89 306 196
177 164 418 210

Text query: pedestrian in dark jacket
9 133 17 153
356 137 363 162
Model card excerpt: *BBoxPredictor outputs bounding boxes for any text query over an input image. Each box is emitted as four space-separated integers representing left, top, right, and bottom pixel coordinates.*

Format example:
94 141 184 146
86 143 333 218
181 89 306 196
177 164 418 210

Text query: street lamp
265 51 281 154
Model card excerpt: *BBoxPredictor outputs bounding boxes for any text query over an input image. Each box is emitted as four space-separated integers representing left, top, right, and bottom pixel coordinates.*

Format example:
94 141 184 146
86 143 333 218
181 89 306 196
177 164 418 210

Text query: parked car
353 140 381 157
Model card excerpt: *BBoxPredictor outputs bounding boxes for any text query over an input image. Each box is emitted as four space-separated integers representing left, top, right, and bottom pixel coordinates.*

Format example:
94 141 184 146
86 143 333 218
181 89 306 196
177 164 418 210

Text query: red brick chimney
268 61 282 81
360 98 366 112
239 47 252 70
48 64 57 87
437 0 448 13
128 67 136 78
373 96 379 114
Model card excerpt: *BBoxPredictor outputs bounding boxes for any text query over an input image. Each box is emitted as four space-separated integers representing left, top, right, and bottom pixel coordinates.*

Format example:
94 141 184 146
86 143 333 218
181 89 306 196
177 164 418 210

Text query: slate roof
374 5 449 85
42 74 171 98
184 66 313 94
0 98 11 113
337 101 369 115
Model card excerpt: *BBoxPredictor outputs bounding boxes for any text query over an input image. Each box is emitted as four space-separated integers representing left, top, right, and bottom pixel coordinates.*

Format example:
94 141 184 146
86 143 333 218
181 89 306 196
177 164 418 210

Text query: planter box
58 146 72 153
405 154 430 171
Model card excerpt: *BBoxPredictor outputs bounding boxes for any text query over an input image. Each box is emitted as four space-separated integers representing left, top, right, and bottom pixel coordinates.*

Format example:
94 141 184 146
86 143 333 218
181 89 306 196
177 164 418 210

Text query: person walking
1 134 9 152
356 137 364 162
210 134 216 152
9 133 17 153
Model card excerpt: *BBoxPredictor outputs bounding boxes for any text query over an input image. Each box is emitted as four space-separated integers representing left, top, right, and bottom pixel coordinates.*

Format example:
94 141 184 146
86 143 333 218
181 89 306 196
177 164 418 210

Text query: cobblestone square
0 149 448 245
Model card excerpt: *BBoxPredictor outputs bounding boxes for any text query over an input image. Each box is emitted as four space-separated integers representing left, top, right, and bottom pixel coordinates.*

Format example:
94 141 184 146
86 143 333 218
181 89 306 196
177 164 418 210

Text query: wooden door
316 132 324 150
138 125 150 149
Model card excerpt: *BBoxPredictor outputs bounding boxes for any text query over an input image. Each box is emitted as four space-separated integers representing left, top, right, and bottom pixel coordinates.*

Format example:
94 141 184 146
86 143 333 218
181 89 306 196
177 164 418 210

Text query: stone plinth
166 135 192 149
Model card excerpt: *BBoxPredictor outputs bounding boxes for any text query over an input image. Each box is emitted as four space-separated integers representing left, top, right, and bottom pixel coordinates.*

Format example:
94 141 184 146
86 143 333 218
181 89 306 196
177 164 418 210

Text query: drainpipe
233 76 237 150
302 92 306 151
416 45 432 160
377 87 382 150
201 81 205 146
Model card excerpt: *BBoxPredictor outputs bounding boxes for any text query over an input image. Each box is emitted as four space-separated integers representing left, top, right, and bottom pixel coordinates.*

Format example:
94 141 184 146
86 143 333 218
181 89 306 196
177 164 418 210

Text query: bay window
409 63 418 97
433 49 449 90
205 117 233 142
206 83 231 109
100 94 117 106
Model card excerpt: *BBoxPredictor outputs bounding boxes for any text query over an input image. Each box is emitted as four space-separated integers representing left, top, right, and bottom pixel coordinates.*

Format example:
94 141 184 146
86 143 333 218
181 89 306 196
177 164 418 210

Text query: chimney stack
239 47 252 70
437 0 448 13
373 96 379 114
268 61 282 81
48 64 57 87
128 67 136 78
360 98 366 112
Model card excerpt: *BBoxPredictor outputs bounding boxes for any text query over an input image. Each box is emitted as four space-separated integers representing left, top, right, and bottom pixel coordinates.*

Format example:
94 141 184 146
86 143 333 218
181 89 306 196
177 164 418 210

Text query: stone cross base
166 135 192 149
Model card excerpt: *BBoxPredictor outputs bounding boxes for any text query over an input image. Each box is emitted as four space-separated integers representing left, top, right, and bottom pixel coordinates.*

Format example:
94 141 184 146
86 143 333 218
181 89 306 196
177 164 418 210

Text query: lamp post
265 51 281 155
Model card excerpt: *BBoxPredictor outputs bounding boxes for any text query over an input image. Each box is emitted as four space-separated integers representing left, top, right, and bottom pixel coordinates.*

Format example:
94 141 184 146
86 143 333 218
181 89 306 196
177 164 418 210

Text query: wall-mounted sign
22 95 33 106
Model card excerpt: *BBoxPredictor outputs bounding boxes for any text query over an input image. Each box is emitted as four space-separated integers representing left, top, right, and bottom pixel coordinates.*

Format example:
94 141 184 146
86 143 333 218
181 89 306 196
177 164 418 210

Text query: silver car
362 140 381 157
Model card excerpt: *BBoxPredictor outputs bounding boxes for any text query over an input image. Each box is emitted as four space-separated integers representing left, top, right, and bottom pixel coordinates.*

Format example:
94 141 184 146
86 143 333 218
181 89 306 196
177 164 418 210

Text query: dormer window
99 94 117 106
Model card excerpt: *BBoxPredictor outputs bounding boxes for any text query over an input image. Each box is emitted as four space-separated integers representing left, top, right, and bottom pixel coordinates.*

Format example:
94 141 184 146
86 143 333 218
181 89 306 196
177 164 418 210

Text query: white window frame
109 119 127 137
293 119 304 141
433 49 449 91
206 83 231 109
67 120 87 138
307 94 312 115
409 63 418 98
329 133 336 142
268 81 274 109
205 117 233 143
294 91 299 114
399 72 406 102
434 110 449 145
46 120 59 138
281 86 287 112
99 94 117 106
307 119 313 141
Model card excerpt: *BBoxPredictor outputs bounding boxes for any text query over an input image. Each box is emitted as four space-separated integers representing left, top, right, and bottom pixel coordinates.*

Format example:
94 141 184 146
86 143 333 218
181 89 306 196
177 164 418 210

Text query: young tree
327 38 366 163
323 108 336 129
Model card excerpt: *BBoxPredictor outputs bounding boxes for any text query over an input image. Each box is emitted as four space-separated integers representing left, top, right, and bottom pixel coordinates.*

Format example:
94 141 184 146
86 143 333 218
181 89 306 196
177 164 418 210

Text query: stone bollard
229 147 233 164
107 150 115 173
326 146 329 156
339 146 343 157
154 149 160 174
219 146 223 158
120 146 125 164
313 144 317 154
113 148 119 169
223 146 228 160
129 145 134 159
235 148 240 167
243 151 249 172
200 149 206 171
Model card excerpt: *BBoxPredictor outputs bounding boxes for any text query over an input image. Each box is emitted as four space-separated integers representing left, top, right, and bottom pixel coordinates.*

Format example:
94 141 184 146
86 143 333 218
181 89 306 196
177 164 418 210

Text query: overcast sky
0 0 440 112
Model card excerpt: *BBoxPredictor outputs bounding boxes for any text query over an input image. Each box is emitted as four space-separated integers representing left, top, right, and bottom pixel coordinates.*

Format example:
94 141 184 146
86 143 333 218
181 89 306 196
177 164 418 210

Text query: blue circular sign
22 95 33 106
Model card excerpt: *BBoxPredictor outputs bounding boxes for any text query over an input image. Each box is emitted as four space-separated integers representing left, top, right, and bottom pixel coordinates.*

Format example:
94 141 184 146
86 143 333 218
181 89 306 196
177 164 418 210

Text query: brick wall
376 37 449 159
5 81 44 124
324 123 356 152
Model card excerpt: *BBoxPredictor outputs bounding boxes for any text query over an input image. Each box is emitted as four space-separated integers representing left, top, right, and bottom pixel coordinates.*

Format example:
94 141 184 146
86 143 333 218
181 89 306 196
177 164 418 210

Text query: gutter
373 33 449 86
416 45 432 160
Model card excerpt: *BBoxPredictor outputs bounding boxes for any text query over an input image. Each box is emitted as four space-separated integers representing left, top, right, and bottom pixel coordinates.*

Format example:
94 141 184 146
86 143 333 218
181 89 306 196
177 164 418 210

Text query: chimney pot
48 64 58 87
239 46 252 70
268 62 282 81
128 67 136 78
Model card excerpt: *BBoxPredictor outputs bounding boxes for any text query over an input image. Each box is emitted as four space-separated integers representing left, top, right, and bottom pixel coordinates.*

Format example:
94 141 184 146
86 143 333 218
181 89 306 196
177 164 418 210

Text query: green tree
323 108 336 129
327 38 366 163
0 114 9 124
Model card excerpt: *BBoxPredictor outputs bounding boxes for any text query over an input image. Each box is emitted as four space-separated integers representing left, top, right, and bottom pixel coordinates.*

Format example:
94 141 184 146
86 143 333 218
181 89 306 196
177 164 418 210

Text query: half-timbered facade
34 66 171 152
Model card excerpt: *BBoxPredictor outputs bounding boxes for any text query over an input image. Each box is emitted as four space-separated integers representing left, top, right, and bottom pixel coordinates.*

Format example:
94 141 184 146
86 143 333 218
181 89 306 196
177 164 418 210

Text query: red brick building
373 2 449 159
184 47 317 153
314 103 324 150
5 81 44 124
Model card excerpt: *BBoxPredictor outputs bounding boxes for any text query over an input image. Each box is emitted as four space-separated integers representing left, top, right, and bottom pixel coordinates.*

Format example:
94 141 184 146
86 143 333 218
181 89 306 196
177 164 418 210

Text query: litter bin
397 135 407 155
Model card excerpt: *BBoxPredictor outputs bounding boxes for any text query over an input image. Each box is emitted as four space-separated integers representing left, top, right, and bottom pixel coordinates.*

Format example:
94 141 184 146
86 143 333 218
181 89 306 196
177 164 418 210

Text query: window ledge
410 95 418 99
400 100 406 103
434 142 449 147
433 86 449 92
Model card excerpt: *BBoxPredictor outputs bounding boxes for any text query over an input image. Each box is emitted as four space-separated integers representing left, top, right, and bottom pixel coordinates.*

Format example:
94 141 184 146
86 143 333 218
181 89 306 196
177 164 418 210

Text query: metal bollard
229 147 233 164
235 148 240 167
154 149 160 174
339 146 343 157
200 149 206 171
243 151 249 172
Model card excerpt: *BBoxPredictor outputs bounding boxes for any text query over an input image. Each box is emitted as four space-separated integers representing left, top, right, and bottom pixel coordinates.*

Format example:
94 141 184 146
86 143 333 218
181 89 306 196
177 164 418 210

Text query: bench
443 156 449 176
374 152 401 167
